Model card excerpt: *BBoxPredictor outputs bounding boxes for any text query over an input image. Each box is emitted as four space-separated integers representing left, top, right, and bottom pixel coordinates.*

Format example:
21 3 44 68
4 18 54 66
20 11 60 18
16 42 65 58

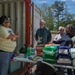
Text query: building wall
0 0 31 51
32 2 41 48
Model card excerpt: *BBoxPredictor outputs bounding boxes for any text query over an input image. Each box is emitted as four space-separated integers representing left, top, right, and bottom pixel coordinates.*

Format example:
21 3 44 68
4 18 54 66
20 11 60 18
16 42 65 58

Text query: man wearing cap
0 16 19 75
35 19 51 44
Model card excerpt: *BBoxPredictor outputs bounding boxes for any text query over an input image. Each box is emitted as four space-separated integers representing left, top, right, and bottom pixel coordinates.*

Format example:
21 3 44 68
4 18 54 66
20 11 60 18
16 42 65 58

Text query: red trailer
25 0 31 46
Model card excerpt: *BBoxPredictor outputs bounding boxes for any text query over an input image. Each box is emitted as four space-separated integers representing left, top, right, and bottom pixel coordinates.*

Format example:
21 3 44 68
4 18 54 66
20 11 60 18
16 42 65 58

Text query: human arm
0 27 19 41
47 29 52 43
7 34 19 41
35 30 38 41
7 30 19 39
52 39 65 44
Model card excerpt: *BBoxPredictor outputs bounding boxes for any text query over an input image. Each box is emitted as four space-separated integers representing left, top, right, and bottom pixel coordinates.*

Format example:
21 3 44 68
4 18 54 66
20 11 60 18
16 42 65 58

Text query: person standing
35 19 51 44
0 16 19 75
65 24 75 75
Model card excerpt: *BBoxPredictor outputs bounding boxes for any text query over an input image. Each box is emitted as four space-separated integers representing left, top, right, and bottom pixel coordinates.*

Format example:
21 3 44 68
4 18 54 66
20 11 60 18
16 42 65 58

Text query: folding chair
35 61 56 75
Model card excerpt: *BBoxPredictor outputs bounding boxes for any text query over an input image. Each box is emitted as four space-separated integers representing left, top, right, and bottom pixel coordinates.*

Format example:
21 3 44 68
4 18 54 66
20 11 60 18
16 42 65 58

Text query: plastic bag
43 46 58 64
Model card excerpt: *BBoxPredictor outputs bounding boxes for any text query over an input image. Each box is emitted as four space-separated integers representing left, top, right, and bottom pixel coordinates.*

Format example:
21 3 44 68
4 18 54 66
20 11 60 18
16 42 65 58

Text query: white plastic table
14 56 42 63
14 56 75 75
14 56 42 75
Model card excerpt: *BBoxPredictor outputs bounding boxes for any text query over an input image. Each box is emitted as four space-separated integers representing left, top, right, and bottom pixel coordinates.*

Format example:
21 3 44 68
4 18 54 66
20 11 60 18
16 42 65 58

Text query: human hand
49 41 53 44
12 35 19 41
15 31 19 35
12 37 17 41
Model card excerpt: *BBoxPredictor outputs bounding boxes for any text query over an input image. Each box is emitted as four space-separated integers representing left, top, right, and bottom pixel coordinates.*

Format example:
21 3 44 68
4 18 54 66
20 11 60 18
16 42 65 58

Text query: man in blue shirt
35 20 51 44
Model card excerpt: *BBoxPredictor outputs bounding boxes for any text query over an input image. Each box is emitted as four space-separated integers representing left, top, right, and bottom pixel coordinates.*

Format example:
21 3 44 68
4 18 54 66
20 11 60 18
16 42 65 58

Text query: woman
0 16 19 75
66 24 75 75
52 26 65 45
63 24 75 48
66 24 75 38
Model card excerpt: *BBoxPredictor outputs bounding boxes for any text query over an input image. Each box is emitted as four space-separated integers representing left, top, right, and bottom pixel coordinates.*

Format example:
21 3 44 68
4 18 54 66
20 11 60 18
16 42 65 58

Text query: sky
32 0 75 14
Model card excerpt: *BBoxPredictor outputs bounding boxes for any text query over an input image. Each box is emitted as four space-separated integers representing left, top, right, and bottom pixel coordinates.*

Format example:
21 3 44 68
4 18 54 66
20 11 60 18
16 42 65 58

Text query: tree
39 1 75 30
40 3 54 30
51 1 67 28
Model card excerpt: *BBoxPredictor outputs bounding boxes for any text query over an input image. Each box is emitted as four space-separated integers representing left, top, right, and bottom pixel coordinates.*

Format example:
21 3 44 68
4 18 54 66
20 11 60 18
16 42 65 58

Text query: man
35 19 51 44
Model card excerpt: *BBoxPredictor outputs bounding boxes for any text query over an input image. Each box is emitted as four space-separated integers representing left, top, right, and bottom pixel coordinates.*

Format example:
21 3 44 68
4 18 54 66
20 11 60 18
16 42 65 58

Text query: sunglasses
58 30 63 31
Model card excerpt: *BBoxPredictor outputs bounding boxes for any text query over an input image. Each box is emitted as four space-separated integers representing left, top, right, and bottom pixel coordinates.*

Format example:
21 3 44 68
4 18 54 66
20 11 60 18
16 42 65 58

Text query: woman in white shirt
53 26 65 41
50 26 65 46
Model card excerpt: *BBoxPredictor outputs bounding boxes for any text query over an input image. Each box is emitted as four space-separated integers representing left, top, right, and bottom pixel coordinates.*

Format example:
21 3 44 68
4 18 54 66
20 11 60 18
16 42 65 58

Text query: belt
0 50 5 52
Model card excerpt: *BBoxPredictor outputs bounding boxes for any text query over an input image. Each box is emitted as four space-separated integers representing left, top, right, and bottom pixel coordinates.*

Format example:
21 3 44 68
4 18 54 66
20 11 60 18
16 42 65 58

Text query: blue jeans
0 51 13 75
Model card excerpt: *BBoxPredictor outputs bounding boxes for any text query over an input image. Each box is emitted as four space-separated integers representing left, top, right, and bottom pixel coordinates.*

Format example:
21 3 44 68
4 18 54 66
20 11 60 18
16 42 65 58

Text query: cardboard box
36 45 45 57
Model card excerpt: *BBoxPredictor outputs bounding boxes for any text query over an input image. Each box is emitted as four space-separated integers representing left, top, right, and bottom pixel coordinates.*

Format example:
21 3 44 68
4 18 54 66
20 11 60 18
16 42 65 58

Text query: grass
51 31 58 34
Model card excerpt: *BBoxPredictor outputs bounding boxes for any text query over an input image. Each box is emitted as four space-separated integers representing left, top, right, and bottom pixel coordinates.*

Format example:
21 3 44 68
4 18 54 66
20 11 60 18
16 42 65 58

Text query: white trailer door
31 2 41 48
0 0 26 52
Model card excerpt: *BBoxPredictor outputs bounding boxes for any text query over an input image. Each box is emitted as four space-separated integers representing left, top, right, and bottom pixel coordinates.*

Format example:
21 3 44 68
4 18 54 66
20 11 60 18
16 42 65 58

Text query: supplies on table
27 47 36 57
69 48 75 66
43 46 58 64
19 44 27 58
36 44 45 57
45 44 54 47
56 46 72 65
19 44 27 54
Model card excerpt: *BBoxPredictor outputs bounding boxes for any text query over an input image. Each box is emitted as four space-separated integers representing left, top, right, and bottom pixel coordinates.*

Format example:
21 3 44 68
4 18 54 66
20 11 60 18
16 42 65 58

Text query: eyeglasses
58 30 64 31
4 21 10 23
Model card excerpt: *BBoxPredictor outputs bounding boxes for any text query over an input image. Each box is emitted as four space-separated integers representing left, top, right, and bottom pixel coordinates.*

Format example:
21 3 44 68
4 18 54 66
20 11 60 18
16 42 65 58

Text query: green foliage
39 1 75 30
51 31 58 34
40 3 54 30
51 1 68 28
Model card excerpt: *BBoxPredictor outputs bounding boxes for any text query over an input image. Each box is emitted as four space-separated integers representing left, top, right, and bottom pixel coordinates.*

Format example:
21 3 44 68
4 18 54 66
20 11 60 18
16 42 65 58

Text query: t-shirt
53 34 62 41
72 36 75 42
0 26 16 52
35 27 51 44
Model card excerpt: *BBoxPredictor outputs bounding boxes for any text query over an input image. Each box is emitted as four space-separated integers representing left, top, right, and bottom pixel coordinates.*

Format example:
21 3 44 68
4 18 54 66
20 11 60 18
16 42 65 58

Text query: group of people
0 15 75 75
35 19 75 48
35 19 75 75
51 25 74 48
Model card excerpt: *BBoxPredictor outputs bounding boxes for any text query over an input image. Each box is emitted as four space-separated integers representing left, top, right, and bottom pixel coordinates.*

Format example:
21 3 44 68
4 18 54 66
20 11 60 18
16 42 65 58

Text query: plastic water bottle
27 47 31 57
31 48 35 55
